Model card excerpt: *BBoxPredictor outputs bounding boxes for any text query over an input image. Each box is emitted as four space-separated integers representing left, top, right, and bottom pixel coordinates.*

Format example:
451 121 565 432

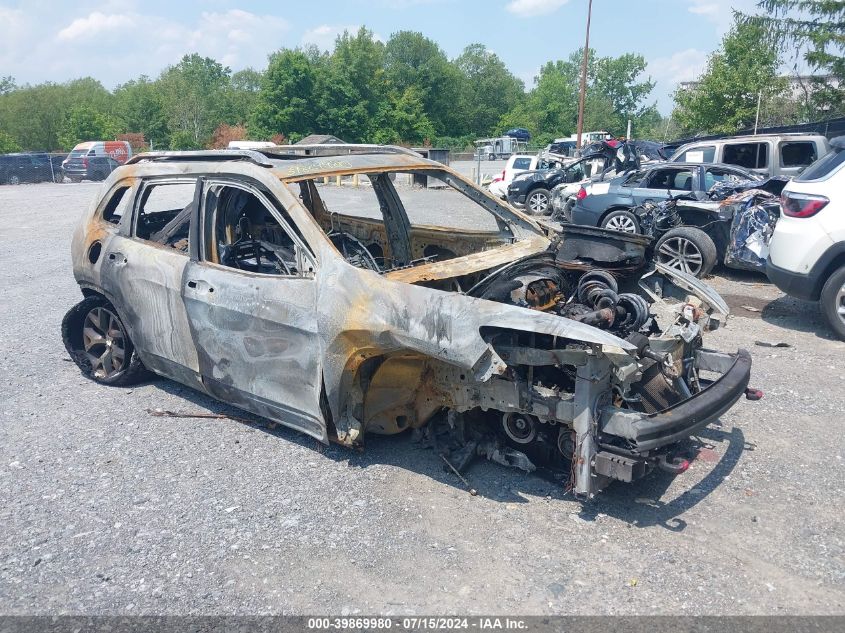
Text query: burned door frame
182 176 327 441
99 175 203 386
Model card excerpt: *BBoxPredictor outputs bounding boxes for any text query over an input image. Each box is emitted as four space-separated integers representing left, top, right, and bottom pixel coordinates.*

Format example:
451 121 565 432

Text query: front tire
525 188 551 215
62 296 150 386
820 265 845 340
601 209 640 233
9 175 20 185
654 227 717 278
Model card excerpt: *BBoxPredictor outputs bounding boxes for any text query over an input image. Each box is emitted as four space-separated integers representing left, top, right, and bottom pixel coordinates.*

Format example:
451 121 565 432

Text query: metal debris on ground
754 341 792 348
439 454 478 496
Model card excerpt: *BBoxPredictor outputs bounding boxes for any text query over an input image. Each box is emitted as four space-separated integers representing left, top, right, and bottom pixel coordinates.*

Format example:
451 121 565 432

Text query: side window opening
679 145 715 163
292 169 517 274
102 185 132 224
723 143 768 169
205 184 307 277
134 181 197 252
704 167 745 190
648 169 692 191
781 141 817 167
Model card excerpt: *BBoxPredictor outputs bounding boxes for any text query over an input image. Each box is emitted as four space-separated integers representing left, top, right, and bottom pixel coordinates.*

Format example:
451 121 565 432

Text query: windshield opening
287 168 535 274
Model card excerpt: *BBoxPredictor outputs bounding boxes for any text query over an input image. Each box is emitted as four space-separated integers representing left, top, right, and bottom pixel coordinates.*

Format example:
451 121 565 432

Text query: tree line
0 28 660 154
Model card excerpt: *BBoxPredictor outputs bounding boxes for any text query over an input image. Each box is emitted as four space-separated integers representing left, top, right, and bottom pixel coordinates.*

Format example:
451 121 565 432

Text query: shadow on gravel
579 425 748 531
150 379 748 522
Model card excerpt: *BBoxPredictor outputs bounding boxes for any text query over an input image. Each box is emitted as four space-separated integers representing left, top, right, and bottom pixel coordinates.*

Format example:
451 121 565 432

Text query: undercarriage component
502 412 537 444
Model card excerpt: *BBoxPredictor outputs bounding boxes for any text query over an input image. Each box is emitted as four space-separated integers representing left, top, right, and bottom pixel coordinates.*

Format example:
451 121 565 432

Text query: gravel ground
1 182 843 616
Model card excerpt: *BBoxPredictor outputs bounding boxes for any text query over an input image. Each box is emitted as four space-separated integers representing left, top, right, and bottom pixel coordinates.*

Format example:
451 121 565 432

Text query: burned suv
63 146 755 499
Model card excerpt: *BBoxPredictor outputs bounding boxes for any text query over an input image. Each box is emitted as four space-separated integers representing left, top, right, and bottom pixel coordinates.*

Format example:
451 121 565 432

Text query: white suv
767 137 845 339
487 154 540 199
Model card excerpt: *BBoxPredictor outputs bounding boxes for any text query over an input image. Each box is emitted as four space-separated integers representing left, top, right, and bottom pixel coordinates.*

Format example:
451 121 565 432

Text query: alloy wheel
604 215 637 233
82 307 127 379
9 175 20 185
836 283 845 328
528 192 549 214
656 236 704 276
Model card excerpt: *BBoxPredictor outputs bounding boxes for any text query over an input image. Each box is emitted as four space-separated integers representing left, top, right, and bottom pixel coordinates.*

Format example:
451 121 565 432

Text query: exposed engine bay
324 221 748 497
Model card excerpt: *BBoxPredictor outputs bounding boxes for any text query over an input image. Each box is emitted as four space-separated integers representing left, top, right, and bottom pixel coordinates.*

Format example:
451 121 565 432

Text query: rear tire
9 175 20 185
654 227 717 278
62 295 150 386
601 209 640 233
820 265 845 340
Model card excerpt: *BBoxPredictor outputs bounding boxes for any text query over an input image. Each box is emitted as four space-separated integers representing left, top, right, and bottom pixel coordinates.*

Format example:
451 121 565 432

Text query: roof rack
258 144 423 159
125 150 274 167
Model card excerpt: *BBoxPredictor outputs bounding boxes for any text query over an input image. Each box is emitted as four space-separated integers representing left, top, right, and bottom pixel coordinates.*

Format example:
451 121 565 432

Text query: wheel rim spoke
81 306 127 378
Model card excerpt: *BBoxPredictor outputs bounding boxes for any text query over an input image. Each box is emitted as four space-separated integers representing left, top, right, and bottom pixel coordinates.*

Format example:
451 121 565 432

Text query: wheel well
598 206 633 224
817 252 845 296
82 288 101 299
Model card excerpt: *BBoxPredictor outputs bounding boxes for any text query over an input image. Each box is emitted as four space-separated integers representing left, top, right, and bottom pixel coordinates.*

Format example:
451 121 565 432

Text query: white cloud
301 24 359 50
685 0 758 33
301 24 384 51
505 0 570 18
649 48 709 113
57 11 134 41
22 8 291 85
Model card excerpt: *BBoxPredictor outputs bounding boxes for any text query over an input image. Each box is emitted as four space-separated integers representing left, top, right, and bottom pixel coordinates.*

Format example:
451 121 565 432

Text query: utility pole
576 0 593 151
753 91 762 135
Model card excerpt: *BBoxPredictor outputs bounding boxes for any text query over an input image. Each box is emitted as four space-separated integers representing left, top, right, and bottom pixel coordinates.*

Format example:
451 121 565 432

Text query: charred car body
63 145 755 499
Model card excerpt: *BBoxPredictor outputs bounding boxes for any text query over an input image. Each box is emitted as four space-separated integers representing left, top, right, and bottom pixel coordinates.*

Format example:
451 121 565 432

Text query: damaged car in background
62 145 759 499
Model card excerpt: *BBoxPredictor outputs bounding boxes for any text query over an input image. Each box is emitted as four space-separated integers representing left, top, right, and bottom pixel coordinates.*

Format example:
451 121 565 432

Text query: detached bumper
600 349 752 453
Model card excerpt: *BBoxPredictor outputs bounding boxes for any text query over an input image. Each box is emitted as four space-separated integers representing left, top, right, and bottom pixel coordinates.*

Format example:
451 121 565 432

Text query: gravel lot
1 182 843 615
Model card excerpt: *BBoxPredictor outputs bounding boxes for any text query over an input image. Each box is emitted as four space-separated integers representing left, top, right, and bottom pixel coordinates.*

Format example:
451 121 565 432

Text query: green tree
454 44 525 136
499 57 579 138
672 19 786 135
113 76 169 149
0 76 16 95
745 1 845 118
0 130 21 153
58 106 122 150
383 31 463 134
225 68 263 127
250 50 318 139
373 87 436 144
314 27 387 141
498 49 656 141
159 53 230 145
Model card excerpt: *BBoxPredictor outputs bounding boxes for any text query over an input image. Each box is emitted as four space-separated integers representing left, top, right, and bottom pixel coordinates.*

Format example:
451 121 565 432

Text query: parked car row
0 140 133 186
0 153 66 185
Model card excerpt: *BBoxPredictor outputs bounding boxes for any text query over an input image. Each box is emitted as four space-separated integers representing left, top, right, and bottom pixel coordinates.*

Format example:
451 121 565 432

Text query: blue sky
0 0 760 114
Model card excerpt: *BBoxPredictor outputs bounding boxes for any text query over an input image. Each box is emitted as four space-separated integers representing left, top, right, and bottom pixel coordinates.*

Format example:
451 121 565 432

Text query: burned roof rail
125 150 275 167
258 144 423 159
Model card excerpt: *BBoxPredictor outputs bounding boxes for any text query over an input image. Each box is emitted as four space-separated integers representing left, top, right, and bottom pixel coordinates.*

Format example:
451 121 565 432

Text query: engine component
616 293 650 331
502 412 538 444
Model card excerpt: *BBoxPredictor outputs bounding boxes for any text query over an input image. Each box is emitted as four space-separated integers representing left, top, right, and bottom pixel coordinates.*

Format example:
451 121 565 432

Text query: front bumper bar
600 349 752 453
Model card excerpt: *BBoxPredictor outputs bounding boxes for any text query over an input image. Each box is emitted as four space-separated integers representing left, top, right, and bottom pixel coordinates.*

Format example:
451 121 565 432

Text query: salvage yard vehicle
571 162 764 277
62 145 757 499
669 133 830 178
487 154 541 199
62 140 132 182
768 136 845 339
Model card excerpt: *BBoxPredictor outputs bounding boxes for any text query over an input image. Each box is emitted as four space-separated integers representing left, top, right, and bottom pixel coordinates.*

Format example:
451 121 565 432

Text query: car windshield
286 168 537 274
68 150 88 158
